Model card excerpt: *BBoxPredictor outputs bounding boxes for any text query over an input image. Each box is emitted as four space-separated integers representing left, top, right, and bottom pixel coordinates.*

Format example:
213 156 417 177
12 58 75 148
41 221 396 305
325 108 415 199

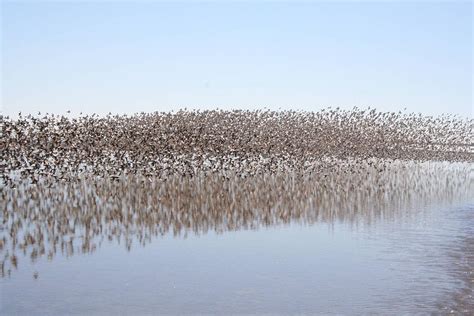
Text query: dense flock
0 109 473 281
1 108 472 184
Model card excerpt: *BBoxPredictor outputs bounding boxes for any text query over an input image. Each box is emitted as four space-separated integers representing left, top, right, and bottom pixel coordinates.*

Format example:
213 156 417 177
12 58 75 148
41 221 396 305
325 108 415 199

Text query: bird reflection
1 160 472 277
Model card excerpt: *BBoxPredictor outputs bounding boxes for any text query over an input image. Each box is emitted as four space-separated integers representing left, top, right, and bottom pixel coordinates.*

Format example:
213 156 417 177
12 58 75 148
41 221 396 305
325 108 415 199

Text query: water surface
1 201 472 315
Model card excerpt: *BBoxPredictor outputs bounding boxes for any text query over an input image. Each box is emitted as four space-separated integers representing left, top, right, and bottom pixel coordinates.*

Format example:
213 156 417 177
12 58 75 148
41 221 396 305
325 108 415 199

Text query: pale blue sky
1 1 472 117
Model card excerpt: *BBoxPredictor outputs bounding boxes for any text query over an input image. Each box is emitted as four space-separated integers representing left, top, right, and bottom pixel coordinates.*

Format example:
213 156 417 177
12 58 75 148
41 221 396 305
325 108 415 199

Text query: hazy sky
1 1 472 117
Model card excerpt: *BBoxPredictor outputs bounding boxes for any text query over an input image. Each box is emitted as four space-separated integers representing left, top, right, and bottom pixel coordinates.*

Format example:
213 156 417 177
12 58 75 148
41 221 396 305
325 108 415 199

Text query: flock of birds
1 108 472 185
0 109 473 283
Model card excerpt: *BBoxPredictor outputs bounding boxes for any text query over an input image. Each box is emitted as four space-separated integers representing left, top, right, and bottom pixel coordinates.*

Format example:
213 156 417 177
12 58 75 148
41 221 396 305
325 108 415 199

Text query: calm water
1 201 472 315
2 107 473 314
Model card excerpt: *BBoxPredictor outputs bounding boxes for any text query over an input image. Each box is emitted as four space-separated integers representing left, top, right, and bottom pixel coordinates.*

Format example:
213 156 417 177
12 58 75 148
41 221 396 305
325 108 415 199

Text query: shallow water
2 109 473 314
1 160 472 314
1 201 472 315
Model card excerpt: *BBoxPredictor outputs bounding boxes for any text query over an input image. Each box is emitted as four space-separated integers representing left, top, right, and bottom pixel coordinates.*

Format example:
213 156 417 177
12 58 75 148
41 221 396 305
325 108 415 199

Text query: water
1 160 472 314
1 202 472 315
2 106 473 314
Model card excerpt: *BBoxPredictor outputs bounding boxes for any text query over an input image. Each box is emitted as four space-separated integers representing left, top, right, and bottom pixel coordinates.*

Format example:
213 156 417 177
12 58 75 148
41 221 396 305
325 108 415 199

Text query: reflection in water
1 159 472 277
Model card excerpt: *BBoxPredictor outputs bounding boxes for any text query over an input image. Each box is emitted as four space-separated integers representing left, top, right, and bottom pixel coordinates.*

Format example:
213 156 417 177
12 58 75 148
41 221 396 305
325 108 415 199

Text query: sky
1 1 473 117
